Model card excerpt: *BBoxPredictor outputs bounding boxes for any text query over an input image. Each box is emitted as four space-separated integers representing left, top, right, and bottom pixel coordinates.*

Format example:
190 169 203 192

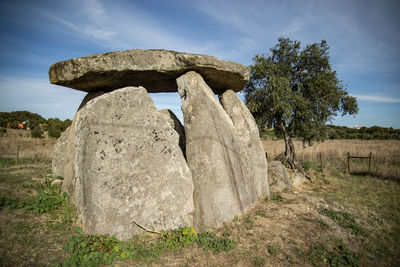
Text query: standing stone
53 91 106 207
268 161 293 192
52 113 77 203
159 109 186 157
220 90 270 199
72 86 193 240
177 71 254 230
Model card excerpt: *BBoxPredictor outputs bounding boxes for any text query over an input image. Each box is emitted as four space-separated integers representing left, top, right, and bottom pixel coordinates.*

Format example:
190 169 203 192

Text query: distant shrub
31 124 43 139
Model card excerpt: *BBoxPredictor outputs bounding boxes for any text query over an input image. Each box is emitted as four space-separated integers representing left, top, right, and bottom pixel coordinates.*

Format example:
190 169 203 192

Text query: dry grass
263 139 400 180
0 129 56 160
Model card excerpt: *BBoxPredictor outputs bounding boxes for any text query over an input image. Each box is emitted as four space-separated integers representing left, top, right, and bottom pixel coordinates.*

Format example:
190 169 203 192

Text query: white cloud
353 94 400 103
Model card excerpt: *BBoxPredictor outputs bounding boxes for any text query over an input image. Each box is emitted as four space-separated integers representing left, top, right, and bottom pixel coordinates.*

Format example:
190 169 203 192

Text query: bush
31 124 43 138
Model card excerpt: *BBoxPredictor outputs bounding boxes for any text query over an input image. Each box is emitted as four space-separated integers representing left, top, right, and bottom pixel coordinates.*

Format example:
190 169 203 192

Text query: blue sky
0 0 399 128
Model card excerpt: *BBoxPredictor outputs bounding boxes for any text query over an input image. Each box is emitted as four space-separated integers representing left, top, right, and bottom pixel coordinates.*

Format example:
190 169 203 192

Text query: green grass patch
296 238 359 266
0 178 68 213
300 216 330 230
318 208 367 236
270 192 284 202
59 226 237 266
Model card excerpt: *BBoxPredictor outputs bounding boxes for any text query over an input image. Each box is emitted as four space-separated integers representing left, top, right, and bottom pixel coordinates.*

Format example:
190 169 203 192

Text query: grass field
0 129 56 160
0 138 399 266
263 139 400 181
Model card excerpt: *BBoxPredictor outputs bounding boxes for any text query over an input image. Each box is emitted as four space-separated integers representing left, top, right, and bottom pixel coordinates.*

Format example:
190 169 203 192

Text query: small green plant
161 227 237 254
268 243 281 255
196 231 236 254
255 209 267 217
160 226 197 250
243 215 255 229
0 178 68 213
299 239 359 266
60 226 237 266
270 192 284 202
318 208 367 236
60 227 162 266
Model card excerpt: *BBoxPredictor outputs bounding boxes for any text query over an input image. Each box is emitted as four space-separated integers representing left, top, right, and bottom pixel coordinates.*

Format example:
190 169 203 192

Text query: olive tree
244 38 358 177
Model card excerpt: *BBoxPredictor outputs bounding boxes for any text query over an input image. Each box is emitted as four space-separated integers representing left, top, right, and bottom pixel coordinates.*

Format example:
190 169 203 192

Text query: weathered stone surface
291 173 306 188
268 161 293 192
53 91 105 207
49 49 250 94
220 90 270 199
70 86 193 240
177 71 254 230
52 113 77 203
159 109 186 157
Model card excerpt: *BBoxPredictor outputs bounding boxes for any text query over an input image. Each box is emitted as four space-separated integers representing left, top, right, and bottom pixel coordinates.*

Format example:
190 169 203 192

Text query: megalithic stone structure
50 49 268 238
220 90 270 199
177 71 254 229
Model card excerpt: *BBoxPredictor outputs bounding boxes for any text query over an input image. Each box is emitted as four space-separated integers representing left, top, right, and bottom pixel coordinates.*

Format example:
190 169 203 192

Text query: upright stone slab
220 90 270 199
72 86 194 240
52 113 77 202
268 161 293 193
159 109 186 157
53 91 106 207
177 71 253 230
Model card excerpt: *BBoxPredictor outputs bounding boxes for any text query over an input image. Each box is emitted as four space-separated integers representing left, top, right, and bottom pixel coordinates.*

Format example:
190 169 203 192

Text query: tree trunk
278 124 311 180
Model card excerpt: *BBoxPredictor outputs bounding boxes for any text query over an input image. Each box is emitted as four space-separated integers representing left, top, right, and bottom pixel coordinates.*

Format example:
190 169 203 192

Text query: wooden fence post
368 152 372 174
319 152 323 174
16 145 20 164
347 152 350 173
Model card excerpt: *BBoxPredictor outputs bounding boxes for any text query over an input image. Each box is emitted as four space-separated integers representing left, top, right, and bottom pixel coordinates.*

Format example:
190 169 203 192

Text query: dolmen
50 49 269 240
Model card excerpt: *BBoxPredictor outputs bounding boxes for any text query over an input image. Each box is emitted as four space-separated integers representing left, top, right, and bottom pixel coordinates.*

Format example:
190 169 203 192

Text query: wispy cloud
0 75 85 119
353 94 400 103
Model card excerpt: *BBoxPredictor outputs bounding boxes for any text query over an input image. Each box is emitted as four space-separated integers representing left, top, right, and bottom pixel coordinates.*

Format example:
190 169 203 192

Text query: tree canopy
244 38 358 175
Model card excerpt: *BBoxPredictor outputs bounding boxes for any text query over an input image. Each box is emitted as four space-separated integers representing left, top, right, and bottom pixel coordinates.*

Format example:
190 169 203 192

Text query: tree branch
133 220 161 234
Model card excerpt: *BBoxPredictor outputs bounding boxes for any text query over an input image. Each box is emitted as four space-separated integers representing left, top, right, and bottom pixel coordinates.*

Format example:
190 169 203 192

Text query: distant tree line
326 125 400 140
0 111 71 139
260 125 400 141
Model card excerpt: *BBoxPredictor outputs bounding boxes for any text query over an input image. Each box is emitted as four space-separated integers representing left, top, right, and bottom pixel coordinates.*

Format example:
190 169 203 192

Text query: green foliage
161 227 236 254
0 178 67 213
0 158 17 168
270 192 284 202
0 111 71 138
318 208 367 236
300 216 330 230
245 38 358 160
31 124 43 138
326 125 400 140
196 231 236 253
297 238 359 266
0 111 45 129
243 215 255 229
160 226 198 250
44 118 71 138
59 228 162 266
268 243 281 255
60 226 237 266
